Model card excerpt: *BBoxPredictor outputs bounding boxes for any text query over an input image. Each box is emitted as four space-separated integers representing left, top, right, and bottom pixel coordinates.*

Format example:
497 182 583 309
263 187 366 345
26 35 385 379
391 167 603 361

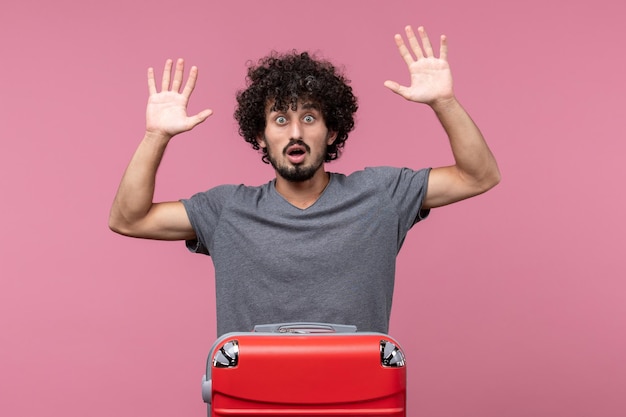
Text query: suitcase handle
253 322 358 334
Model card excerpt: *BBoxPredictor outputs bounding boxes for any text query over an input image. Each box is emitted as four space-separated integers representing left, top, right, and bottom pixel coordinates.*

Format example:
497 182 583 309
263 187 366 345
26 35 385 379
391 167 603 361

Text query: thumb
189 109 213 128
383 80 403 95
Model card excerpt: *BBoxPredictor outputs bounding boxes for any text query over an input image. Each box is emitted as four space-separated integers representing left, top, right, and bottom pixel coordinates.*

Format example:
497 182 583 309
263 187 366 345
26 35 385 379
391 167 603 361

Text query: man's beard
266 139 327 182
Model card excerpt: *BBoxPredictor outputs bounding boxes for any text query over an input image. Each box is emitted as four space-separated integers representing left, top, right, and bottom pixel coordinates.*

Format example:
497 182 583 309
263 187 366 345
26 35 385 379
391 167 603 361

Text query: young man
109 26 500 336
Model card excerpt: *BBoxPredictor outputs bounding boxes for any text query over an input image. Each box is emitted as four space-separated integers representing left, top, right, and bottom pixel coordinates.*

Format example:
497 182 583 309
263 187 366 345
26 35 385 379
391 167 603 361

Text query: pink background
1 1 625 416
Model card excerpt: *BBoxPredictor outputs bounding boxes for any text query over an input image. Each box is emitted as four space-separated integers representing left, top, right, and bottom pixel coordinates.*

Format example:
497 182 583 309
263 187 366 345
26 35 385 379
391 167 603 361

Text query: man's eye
275 116 287 124
303 115 315 123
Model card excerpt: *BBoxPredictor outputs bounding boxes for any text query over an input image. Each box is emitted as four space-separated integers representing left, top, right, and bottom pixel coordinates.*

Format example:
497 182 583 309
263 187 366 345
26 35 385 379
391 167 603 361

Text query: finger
147 67 157 95
405 25 424 60
183 109 213 132
417 26 434 57
439 34 448 61
190 109 213 127
383 80 404 96
161 59 173 91
181 65 199 98
394 34 415 67
171 58 185 92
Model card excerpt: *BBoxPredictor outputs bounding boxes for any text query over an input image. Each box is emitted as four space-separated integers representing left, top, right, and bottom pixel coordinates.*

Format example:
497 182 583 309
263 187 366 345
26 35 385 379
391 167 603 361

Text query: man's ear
327 131 338 145
256 134 266 149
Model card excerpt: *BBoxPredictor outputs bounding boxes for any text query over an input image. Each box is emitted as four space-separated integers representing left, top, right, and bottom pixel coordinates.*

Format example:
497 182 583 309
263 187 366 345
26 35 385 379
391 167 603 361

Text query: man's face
258 101 337 182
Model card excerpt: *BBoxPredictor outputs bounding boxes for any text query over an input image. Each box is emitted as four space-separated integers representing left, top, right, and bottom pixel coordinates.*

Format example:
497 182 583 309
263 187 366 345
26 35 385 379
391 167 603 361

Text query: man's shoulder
329 166 430 198
183 181 275 215
192 180 273 198
331 166 409 184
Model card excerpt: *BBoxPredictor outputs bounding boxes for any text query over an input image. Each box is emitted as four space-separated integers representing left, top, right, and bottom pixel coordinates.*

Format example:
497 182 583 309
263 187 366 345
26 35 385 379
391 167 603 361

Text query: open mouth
284 141 309 164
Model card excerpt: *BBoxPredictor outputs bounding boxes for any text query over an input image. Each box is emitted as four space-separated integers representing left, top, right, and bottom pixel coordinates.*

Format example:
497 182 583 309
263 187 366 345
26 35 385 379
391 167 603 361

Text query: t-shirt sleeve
180 185 236 256
367 166 431 233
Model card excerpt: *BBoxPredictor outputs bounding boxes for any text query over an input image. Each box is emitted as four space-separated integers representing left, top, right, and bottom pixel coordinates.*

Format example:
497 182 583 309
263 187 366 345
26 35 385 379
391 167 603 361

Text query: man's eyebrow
301 102 320 110
267 101 320 113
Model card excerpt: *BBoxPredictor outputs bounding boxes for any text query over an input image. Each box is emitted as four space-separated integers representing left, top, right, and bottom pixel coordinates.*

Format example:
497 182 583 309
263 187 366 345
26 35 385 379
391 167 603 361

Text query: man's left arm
384 25 501 209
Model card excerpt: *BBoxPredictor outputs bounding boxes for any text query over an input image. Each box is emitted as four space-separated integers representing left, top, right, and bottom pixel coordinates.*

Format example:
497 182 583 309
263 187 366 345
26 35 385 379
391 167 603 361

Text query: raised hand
146 58 212 138
384 26 454 106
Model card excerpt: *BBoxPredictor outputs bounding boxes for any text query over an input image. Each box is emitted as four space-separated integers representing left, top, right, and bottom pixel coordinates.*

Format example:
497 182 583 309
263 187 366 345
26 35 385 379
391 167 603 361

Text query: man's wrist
143 130 173 145
429 96 460 114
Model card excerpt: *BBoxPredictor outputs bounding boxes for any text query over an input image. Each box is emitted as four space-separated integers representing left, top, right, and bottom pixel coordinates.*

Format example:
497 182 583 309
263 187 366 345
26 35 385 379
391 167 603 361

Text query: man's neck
274 169 330 209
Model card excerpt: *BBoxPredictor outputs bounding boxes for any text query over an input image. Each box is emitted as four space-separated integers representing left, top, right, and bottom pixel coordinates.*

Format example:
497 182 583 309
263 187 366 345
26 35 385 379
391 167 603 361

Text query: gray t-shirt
182 166 431 336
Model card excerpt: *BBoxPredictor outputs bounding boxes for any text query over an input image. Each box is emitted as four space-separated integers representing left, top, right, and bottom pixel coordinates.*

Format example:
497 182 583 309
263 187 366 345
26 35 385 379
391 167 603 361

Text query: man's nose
289 120 302 139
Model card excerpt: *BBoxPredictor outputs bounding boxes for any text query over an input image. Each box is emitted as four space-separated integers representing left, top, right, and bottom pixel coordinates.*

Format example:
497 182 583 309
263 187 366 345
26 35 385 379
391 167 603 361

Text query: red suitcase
201 323 407 417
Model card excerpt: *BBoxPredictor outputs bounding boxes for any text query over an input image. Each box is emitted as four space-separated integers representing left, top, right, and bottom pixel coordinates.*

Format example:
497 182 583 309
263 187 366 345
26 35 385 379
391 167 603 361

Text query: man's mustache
283 139 311 155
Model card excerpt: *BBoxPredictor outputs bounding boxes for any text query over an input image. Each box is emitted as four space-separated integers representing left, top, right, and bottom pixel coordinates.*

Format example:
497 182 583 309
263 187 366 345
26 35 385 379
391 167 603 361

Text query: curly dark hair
234 51 358 163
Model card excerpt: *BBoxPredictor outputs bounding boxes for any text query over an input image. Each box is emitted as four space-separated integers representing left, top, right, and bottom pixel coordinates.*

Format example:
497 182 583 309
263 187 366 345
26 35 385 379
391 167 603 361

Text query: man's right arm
108 58 212 240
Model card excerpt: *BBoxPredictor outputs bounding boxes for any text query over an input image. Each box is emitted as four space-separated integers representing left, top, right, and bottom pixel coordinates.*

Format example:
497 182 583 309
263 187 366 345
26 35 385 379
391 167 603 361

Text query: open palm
384 26 454 105
146 59 212 138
